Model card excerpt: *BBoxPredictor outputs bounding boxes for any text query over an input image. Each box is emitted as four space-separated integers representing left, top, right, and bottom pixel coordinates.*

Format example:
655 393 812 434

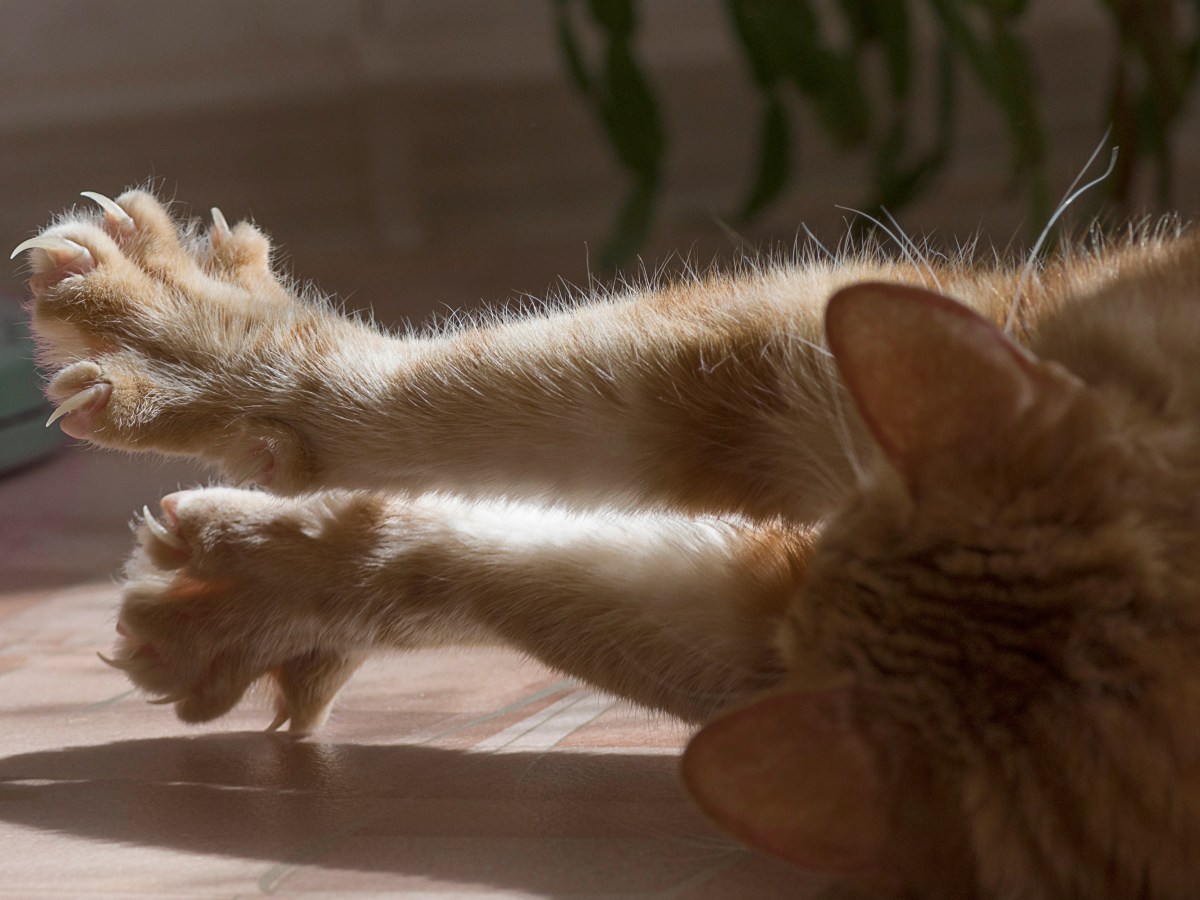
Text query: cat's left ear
825 282 1047 486
681 689 889 877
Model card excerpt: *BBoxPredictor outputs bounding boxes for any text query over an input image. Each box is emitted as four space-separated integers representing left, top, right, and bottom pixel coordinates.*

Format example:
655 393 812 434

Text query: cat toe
140 503 189 561
172 654 259 723
112 586 262 721
135 490 227 569
270 649 365 735
25 190 313 478
13 228 109 300
97 640 162 674
200 211 291 303
11 235 96 296
205 210 270 269
110 189 196 272
99 629 182 698
45 360 120 437
44 357 156 446
45 381 111 433
80 190 136 236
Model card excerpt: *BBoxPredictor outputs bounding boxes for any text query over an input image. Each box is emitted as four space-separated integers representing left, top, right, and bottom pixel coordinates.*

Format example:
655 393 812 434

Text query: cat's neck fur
1031 229 1200 413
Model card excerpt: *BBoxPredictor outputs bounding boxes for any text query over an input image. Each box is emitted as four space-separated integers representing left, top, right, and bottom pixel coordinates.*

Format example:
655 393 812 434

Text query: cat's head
683 280 1200 898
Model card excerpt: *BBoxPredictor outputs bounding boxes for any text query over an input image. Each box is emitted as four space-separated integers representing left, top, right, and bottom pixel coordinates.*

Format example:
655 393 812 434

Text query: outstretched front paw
108 487 368 734
17 190 320 491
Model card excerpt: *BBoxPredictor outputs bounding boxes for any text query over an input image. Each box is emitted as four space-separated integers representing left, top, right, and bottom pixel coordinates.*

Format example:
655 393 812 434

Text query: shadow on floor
0 733 812 896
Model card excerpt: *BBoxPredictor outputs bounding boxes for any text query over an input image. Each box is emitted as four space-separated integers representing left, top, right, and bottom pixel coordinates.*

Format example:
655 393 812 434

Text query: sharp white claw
97 651 153 672
46 383 106 427
266 711 289 733
80 191 134 227
10 235 91 263
147 694 184 706
143 505 187 551
210 207 231 241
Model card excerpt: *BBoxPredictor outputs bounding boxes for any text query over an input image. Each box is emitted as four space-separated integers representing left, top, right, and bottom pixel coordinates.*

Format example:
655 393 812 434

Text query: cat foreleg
26 190 857 519
396 495 812 722
112 487 811 730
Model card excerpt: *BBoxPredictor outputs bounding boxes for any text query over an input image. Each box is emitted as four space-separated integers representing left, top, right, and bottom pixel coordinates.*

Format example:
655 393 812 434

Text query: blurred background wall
2 0 1197 327
2 0 1200 588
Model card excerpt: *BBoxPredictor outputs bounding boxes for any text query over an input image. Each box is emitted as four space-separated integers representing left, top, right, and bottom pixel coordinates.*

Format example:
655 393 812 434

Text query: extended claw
210 207 231 243
97 651 154 672
46 383 109 428
147 694 185 705
266 710 289 733
142 505 187 551
10 235 93 266
80 190 134 228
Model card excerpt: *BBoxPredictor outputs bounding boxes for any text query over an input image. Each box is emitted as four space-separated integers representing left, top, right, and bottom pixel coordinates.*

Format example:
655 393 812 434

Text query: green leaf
738 93 791 221
725 0 823 88
727 0 870 146
835 0 911 100
553 0 662 265
588 0 635 38
992 29 1038 155
929 0 994 92
989 17 1048 215
862 40 954 216
1136 90 1166 157
873 0 912 101
596 39 664 181
554 0 594 96
725 1 774 88
931 0 1047 220
869 120 939 212
600 179 656 268
933 36 957 153
835 0 872 44
975 0 1030 16
803 52 870 145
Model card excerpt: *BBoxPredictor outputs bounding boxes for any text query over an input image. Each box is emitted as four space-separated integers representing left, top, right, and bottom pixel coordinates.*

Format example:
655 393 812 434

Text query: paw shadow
0 734 812 896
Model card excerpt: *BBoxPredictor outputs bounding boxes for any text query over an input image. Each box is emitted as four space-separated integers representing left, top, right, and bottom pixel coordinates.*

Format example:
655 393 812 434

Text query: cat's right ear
825 282 1043 486
681 689 890 880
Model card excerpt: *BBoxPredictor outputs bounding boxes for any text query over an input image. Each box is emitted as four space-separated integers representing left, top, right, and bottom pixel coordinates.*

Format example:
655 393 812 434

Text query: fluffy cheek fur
789 399 1200 898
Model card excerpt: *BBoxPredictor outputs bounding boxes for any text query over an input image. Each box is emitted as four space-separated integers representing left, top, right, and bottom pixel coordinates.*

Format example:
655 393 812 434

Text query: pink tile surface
0 453 817 898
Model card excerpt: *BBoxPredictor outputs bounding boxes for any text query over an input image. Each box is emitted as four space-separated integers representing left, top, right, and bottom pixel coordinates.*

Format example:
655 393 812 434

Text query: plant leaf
554 0 594 96
596 38 663 182
588 0 635 38
600 178 656 268
739 92 791 221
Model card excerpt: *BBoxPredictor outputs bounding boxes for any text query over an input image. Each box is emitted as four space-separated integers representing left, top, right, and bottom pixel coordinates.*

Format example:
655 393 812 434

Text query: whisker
882 206 943 292
1006 129 1118 334
835 205 939 290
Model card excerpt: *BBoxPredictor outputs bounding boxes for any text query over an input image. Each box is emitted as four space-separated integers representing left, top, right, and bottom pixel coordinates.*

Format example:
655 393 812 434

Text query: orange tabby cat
16 189 1200 898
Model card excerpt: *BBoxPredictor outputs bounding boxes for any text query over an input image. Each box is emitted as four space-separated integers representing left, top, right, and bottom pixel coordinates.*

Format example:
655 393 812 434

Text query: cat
15 188 1200 899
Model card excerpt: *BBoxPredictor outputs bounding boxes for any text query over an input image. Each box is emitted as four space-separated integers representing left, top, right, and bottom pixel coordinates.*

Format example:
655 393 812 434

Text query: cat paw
108 487 368 734
17 190 318 491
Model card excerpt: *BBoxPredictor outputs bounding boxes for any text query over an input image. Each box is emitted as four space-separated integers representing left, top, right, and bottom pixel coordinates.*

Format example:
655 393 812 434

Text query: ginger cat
16 190 1200 898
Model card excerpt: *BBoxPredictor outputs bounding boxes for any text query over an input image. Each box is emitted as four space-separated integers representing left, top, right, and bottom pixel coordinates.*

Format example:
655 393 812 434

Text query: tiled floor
0 448 816 898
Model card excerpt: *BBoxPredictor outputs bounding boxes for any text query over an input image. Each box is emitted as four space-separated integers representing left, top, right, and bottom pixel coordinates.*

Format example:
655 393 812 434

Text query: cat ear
681 689 888 876
825 282 1041 483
